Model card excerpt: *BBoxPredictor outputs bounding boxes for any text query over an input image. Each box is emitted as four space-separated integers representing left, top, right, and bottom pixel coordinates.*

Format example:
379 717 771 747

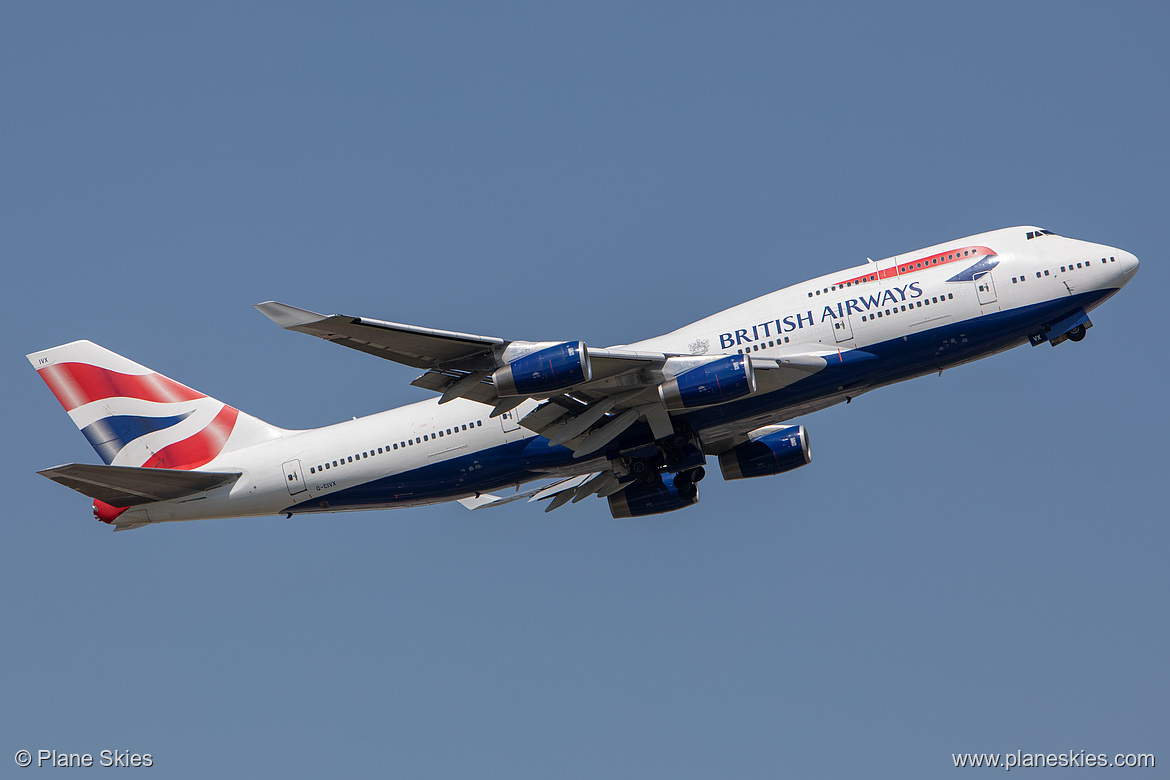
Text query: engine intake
718 425 811 480
658 355 756 410
494 341 591 397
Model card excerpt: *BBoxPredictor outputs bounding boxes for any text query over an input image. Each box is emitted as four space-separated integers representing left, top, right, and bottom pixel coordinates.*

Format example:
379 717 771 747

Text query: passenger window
1044 270 1050 276
310 467 315 474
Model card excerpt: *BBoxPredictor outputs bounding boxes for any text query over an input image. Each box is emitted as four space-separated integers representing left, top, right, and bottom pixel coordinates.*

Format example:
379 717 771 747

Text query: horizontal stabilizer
38 463 240 507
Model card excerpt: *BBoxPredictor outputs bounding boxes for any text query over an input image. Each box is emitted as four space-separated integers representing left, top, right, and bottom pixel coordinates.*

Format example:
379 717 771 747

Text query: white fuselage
120 227 1139 524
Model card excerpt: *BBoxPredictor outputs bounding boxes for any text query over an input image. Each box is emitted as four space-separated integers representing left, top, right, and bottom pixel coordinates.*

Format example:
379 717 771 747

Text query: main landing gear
620 427 707 494
672 467 705 500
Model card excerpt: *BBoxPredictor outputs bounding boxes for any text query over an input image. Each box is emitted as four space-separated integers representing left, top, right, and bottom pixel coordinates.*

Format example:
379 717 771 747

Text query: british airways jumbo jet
29 226 1138 530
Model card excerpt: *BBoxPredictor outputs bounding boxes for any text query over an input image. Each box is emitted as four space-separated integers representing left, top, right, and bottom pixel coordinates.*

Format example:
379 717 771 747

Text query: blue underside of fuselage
286 289 1116 514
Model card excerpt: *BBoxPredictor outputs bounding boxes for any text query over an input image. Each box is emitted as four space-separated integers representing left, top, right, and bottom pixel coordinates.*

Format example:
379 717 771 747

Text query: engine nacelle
718 425 811 480
493 341 591 397
657 355 756 410
608 475 700 518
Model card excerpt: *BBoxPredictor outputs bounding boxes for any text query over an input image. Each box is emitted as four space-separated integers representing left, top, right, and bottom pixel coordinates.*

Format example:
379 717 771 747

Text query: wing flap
411 370 500 405
38 464 240 507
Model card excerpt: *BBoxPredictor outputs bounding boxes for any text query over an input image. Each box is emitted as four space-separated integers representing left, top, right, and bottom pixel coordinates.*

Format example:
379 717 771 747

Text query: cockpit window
1026 229 1058 239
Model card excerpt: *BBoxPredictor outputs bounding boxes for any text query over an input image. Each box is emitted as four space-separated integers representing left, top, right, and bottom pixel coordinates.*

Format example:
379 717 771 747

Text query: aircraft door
499 409 521 433
833 314 854 343
282 459 308 496
975 272 997 305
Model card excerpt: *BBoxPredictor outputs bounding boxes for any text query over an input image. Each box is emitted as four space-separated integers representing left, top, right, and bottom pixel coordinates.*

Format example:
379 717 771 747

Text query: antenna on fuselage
866 257 875 264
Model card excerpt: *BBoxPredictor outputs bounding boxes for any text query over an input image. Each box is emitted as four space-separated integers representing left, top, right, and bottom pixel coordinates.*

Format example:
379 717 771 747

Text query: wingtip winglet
254 301 328 329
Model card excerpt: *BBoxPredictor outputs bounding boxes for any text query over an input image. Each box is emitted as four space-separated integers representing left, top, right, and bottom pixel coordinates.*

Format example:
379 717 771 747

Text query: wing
256 301 827 458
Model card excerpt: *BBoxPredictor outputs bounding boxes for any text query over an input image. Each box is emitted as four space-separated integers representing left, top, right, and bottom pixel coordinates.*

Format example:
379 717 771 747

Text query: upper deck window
1026 229 1058 240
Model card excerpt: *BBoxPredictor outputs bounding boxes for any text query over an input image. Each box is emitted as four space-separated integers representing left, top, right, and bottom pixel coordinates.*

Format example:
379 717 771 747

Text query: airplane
28 226 1139 531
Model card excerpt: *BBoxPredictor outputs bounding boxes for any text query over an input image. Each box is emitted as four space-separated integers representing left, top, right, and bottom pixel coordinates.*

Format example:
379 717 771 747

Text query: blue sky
3 2 1166 777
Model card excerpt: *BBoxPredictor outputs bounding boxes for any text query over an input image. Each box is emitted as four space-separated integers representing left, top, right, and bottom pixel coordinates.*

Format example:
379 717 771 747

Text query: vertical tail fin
28 340 285 470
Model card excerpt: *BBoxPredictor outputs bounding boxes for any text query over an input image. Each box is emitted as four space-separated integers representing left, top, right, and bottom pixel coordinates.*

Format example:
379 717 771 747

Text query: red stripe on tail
38 363 205 412
142 406 240 470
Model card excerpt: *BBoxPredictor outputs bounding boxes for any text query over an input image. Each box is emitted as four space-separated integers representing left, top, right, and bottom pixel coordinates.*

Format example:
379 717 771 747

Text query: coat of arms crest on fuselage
688 338 710 355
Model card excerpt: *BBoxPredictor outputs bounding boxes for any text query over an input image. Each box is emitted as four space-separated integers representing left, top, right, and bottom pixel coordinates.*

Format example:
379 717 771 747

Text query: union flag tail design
28 340 285 470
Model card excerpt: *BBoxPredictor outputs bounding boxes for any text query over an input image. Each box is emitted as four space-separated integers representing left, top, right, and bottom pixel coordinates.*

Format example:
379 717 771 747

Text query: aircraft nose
1118 250 1140 282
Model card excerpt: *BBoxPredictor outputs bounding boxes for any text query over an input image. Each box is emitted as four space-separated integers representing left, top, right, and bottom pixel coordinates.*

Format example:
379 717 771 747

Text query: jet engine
718 425 811 480
493 341 591 396
608 472 700 518
658 355 756 410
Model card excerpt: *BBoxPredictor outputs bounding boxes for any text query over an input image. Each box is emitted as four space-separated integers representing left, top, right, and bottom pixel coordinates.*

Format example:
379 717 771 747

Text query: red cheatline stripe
37 363 205 412
141 406 239 470
833 246 996 287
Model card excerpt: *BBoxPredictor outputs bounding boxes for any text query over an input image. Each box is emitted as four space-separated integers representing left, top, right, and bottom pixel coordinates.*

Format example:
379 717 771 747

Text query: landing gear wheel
1067 324 1086 342
672 472 697 500
690 466 706 483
